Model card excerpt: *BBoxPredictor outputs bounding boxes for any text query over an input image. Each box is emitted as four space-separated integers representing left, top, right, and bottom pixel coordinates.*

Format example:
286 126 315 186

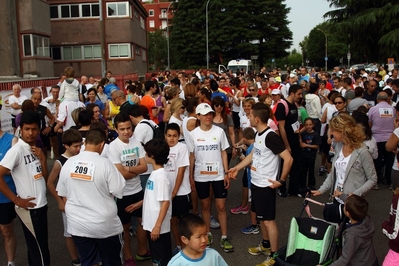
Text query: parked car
349 64 366 71
365 63 378 72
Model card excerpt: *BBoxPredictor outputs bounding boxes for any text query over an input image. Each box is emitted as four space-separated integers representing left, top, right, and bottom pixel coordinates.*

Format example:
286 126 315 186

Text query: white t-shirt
43 96 58 116
57 151 125 238
133 119 157 175
0 138 47 208
182 116 196 145
9 95 27 116
142 168 171 234
164 143 190 196
57 100 85 130
108 137 145 196
334 150 352 204
187 125 229 182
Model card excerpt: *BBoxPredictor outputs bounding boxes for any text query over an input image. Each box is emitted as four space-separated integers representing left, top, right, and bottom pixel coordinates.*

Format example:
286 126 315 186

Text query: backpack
140 120 164 140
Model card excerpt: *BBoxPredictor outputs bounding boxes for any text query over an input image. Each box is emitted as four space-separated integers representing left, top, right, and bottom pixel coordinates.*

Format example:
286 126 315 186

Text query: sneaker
248 243 271 256
129 227 136 237
135 251 151 261
277 190 287 198
373 184 380 190
71 259 81 266
207 232 213 247
389 185 393 190
210 216 220 229
124 258 136 266
172 246 181 256
256 256 276 266
220 237 234 252
318 166 325 176
241 224 260 235
230 205 249 214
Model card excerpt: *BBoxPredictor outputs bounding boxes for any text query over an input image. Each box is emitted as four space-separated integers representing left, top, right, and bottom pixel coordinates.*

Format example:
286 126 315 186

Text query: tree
148 30 168 70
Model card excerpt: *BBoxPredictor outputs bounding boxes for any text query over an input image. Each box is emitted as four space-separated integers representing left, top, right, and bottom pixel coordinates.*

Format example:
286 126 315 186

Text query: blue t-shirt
0 132 16 203
168 248 227 266
211 92 227 102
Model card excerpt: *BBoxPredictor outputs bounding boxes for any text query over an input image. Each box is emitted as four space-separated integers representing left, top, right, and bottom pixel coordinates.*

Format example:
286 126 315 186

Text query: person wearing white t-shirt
57 128 126 266
108 113 150 265
164 123 191 254
139 139 172 266
9 84 27 132
186 103 233 253
0 111 50 266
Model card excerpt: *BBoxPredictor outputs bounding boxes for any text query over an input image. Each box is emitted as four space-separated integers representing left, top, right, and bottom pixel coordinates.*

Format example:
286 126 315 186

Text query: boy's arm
329 234 358 266
227 150 253 180
150 200 170 241
46 161 65 212
116 158 148 179
172 166 186 199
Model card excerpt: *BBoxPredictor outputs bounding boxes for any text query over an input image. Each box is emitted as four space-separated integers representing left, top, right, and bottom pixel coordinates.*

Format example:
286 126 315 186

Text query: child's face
182 225 208 255
165 129 179 147
304 120 314 132
116 121 133 143
65 142 82 156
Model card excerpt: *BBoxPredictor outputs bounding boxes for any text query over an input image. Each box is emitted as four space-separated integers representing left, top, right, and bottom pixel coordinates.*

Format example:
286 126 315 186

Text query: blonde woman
168 98 185 142
163 86 180 123
312 113 377 205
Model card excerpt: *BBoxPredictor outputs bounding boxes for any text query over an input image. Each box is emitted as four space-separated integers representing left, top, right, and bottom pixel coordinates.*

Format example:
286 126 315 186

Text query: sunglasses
214 104 223 107
334 102 344 105
181 106 186 109
249 89 256 92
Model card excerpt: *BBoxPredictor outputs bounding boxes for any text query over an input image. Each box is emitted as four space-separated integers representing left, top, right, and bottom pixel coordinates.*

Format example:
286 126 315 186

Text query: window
109 44 131 58
140 16 145 29
149 9 154 17
107 2 129 17
149 20 155 28
51 45 101 60
50 4 100 19
133 9 139 18
161 20 167 29
22 34 50 57
135 45 141 55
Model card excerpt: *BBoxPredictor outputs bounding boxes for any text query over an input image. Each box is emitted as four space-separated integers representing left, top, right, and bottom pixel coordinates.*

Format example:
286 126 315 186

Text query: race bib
30 161 43 180
379 108 393 117
121 154 138 167
70 161 95 181
291 121 300 132
199 162 219 175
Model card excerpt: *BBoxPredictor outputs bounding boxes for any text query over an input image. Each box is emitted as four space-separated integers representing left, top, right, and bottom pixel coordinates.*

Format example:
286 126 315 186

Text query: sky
285 0 332 51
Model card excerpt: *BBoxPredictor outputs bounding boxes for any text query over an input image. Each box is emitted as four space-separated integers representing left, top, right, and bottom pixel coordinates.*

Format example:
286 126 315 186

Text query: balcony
159 13 169 19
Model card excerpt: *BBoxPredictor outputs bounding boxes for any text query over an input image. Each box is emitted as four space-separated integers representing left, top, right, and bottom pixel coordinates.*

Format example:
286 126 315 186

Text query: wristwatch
278 179 286 186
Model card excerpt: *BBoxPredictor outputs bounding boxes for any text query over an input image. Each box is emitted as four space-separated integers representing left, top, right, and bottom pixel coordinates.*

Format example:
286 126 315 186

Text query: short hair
108 77 116 84
20 110 41 128
343 77 352 86
114 112 132 129
392 79 399 87
90 121 107 132
85 128 106 145
21 100 35 112
126 84 137 94
210 79 219 92
242 127 255 140
145 80 155 92
288 84 302 95
79 109 94 126
64 66 75 78
251 102 270 123
309 83 318 94
384 88 393 97
345 195 368 221
51 85 60 91
170 78 181 87
144 139 170 165
165 123 180 135
62 129 83 146
165 86 180 100
112 89 125 98
332 76 341 82
30 87 41 95
377 92 388 101
124 104 142 118
179 213 206 240
354 87 364 97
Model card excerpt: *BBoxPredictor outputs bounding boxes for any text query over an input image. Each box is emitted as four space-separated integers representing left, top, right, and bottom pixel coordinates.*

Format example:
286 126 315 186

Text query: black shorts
11 117 16 128
320 134 331 155
232 111 241 129
117 191 144 224
172 194 190 219
40 134 50 149
242 170 249 188
0 202 16 225
251 184 276 221
195 180 227 200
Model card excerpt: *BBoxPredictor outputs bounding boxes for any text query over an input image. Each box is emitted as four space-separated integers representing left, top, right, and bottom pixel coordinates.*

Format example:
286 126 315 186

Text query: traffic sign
347 53 351 60
324 57 328 61
271 58 275 63
251 55 258 60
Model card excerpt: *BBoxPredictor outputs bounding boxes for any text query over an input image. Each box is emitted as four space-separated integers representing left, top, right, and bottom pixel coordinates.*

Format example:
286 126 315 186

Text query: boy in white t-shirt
108 113 150 265
168 214 228 266
47 129 83 266
164 123 191 255
140 139 172 266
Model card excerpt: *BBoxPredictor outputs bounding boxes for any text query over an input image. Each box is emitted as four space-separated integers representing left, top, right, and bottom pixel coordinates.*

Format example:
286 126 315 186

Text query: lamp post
206 0 211 70
317 28 328 72
166 1 174 70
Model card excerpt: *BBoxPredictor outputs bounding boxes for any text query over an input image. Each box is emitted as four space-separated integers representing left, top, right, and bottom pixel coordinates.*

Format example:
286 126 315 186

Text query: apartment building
141 0 172 33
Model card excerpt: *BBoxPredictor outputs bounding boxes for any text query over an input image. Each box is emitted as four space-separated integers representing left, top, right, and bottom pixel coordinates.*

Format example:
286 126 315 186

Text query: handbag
323 202 345 224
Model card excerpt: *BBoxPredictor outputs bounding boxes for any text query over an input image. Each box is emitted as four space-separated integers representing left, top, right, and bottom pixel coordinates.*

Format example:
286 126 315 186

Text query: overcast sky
285 0 332 51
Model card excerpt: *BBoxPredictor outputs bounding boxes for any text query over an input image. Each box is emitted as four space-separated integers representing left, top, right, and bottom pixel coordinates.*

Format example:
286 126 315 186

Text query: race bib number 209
70 161 95 181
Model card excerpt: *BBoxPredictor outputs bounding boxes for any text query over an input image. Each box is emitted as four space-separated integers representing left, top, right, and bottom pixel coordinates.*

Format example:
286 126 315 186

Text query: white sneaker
210 215 220 229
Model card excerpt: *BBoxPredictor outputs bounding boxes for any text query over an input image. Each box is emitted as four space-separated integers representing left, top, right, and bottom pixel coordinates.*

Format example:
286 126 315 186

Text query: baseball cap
196 103 214 115
271 89 281 95
289 73 296 78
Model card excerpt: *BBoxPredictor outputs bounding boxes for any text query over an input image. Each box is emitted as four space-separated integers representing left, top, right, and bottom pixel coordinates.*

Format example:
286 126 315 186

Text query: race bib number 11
70 161 95 181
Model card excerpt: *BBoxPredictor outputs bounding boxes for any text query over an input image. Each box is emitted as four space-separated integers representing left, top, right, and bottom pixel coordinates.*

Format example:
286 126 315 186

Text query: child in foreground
329 195 378 266
382 186 399 265
168 214 228 266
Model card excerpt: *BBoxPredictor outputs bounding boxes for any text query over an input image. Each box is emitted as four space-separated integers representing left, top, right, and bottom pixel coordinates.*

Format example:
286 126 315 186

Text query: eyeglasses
334 102 344 105
249 89 256 92
214 104 223 107
112 96 120 101
181 106 186 109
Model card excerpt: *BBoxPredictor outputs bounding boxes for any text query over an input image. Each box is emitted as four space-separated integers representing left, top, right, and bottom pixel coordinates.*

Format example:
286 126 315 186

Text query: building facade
141 0 172 33
0 0 148 78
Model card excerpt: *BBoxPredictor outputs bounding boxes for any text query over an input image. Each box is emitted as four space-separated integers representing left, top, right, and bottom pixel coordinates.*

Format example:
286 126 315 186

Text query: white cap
289 73 296 78
196 103 214 115
271 89 281 95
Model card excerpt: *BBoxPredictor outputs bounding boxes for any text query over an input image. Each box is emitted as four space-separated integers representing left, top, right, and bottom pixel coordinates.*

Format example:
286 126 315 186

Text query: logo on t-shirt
146 180 154 190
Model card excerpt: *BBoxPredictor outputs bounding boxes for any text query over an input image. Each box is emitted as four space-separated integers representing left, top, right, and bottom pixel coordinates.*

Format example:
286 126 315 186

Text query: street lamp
317 28 328 72
166 1 174 70
206 0 211 70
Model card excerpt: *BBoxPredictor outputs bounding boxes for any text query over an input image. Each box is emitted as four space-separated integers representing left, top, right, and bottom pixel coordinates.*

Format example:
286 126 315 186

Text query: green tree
148 30 168 70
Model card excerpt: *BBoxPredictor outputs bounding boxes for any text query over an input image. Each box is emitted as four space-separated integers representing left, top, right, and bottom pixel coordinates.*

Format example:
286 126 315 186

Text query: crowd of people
0 64 399 266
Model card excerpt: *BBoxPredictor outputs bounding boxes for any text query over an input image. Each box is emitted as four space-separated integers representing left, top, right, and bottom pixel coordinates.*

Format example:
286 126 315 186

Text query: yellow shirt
108 100 120 129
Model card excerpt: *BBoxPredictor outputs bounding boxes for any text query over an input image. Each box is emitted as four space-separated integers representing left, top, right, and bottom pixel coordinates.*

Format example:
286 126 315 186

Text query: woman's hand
311 190 322 196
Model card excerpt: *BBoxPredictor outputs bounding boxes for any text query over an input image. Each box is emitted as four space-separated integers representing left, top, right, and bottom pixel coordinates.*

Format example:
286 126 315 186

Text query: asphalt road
0 156 392 266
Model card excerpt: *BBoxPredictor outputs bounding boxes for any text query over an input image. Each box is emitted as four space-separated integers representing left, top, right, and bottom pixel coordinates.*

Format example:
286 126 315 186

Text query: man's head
20 110 41 145
300 67 307 77
124 104 143 126
106 71 112 79
62 129 83 156
165 123 180 148
108 77 116 84
85 129 106 153
50 85 60 100
114 113 133 142
170 78 181 88
179 213 207 253
377 92 388 103
343 77 352 89
12 84 21 97
288 84 303 102
145 80 156 93
332 77 341 89
391 79 399 93
368 79 378 93
219 77 226 88
344 195 368 222
111 90 125 106
81 76 88 84
210 79 219 92
392 69 398 79
88 76 95 84
309 83 318 94
249 102 270 127
31 92 42 108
